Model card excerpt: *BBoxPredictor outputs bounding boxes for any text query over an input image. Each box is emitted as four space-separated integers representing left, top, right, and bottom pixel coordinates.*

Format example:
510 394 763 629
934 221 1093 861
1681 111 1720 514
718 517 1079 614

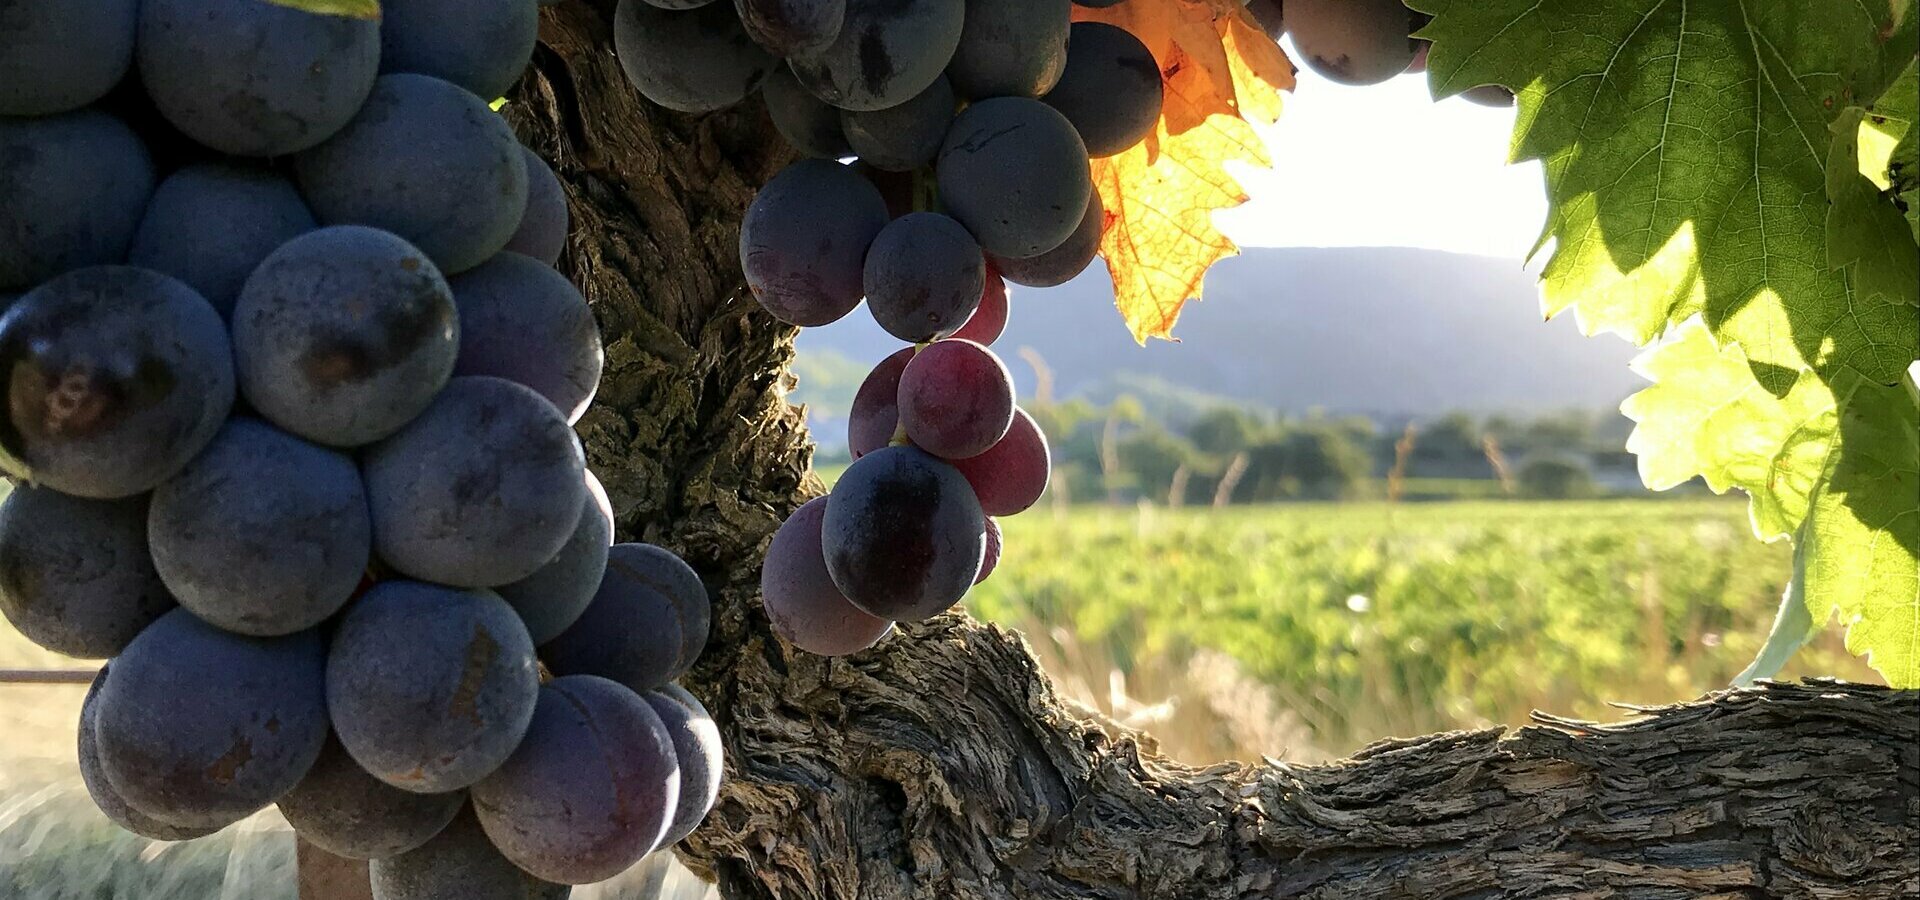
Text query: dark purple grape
762 497 893 656
762 66 852 159
0 266 233 498
94 610 329 828
945 0 1070 99
473 676 679 884
852 162 918 219
864 213 986 343
277 733 465 861
615 0 775 113
948 272 1009 346
506 147 570 266
79 665 223 842
378 0 540 100
841 74 955 172
232 225 458 448
821 445 985 621
497 471 614 645
450 252 604 424
897 339 1016 460
362 377 587 587
1246 0 1284 40
740 159 889 327
371 806 572 900
541 543 711 692
327 581 541 793
137 0 379 156
734 0 843 56
937 97 1092 259
848 347 913 459
296 73 529 275
1041 22 1162 158
974 517 1001 585
148 418 371 636
0 111 154 290
644 684 724 847
0 0 137 116
0 487 172 659
788 0 965 111
128 163 318 319
989 189 1103 287
1286 0 1417 86
951 407 1050 516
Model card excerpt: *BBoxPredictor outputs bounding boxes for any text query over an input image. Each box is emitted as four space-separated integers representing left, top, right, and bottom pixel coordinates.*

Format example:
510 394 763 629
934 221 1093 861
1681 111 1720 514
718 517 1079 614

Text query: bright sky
1216 47 1548 260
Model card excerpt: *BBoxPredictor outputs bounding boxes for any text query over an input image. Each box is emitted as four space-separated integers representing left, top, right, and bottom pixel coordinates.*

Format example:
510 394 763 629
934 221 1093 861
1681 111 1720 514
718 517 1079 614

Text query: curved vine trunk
303 5 1920 898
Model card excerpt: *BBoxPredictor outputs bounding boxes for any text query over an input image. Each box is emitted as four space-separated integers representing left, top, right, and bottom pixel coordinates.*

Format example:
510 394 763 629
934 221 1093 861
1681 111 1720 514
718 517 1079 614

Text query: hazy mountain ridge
794 245 1644 426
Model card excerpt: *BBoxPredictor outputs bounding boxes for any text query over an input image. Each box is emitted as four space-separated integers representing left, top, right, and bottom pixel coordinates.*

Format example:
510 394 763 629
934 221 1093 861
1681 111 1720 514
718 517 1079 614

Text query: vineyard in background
4 494 1876 895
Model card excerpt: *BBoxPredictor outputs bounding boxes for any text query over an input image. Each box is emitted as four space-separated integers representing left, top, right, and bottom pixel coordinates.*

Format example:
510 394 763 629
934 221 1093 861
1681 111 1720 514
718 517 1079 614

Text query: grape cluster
613 0 1158 654
1248 0 1514 103
0 1 720 895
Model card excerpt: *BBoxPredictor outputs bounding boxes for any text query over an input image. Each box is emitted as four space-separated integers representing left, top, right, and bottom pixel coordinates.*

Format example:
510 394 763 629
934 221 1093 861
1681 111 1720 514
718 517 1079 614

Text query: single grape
864 213 986 343
841 74 956 172
937 97 1092 259
451 252 604 424
327 581 541 793
762 496 893 656
734 0 844 57
898 339 1016 460
0 267 233 498
94 610 329 828
1285 0 1417 86
498 471 615 645
128 164 317 319
473 676 680 884
0 111 154 289
951 407 1051 516
945 0 1071 100
147 419 370 637
949 271 1010 346
1462 84 1517 107
644 685 724 847
848 347 914 460
615 0 775 113
989 190 1104 288
371 806 572 900
821 445 985 621
231 226 458 448
763 66 852 159
137 0 379 156
78 666 223 842
506 147 570 266
542 543 712 693
0 0 137 116
788 0 966 112
1041 22 1163 158
378 0 540 101
297 74 530 275
1246 0 1284 40
363 377 587 587
277 734 465 861
975 517 1002 585
852 162 918 219
740 160 890 327
0 487 170 660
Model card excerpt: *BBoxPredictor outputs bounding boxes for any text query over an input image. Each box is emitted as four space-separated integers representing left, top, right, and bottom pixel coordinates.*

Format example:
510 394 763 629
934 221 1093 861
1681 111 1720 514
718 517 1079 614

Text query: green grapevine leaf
263 0 380 19
1861 63 1918 240
1733 539 1814 686
1802 378 1920 687
1413 0 1917 384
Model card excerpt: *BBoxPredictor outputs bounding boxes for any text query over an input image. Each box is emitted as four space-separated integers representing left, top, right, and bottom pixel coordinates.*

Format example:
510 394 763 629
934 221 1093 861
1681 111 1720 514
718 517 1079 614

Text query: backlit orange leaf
1074 0 1294 343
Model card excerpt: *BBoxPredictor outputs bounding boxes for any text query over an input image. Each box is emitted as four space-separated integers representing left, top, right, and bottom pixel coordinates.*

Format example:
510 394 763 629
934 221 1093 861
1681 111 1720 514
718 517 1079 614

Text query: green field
1 497 1877 894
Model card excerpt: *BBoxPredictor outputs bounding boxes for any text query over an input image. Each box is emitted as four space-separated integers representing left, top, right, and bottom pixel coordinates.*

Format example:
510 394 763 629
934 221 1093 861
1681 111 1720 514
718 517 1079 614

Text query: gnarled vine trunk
304 5 1920 898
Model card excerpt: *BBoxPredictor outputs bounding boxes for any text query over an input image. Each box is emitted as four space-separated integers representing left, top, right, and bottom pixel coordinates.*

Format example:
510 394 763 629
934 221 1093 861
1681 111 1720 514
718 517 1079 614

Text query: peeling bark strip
305 4 1920 898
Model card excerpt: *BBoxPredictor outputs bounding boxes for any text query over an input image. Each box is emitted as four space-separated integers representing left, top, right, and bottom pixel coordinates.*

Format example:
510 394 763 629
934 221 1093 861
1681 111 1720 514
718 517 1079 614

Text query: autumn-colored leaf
1074 0 1294 343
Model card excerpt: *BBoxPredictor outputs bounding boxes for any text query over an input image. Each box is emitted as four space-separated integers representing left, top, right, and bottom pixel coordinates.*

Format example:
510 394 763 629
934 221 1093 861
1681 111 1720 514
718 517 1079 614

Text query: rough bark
411 5 1920 899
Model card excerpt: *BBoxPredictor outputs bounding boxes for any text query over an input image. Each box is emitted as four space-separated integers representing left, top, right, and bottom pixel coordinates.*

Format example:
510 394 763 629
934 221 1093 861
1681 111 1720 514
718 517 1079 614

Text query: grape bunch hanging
0 1 722 896
615 0 1172 655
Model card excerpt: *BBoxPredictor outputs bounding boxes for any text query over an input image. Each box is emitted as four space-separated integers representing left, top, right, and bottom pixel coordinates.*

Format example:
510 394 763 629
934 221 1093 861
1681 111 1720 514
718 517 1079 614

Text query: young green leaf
264 0 381 19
